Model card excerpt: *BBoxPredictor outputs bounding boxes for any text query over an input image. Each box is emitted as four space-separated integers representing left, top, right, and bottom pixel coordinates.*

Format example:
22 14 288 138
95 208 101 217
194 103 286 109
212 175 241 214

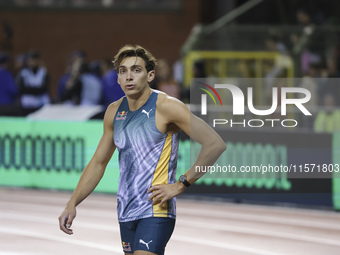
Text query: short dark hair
113 45 157 72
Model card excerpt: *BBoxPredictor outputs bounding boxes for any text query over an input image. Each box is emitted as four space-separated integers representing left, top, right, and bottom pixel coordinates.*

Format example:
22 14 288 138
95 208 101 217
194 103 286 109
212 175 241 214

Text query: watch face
179 175 186 182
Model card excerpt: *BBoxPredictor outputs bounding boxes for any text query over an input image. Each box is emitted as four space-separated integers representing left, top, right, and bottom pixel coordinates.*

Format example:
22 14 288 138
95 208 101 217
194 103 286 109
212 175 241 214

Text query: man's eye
134 69 141 73
119 69 125 74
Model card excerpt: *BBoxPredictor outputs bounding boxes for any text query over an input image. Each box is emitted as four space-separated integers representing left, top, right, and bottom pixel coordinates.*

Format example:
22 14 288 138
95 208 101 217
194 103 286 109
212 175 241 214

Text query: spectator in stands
0 53 19 115
181 60 207 101
299 63 318 107
314 59 340 107
57 50 86 102
16 50 50 115
61 59 102 106
100 58 125 108
152 59 180 99
264 34 291 104
314 93 340 133
324 53 340 105
173 59 184 87
90 60 102 78
291 8 325 75
308 62 327 107
193 61 206 78
298 63 320 129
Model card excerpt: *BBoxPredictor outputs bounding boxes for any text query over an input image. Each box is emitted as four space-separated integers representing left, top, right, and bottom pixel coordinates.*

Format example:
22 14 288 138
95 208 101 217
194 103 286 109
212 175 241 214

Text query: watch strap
179 175 191 187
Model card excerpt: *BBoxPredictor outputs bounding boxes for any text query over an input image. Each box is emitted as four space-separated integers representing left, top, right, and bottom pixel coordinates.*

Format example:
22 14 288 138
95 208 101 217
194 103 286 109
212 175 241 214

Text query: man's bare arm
184 113 227 182
148 95 226 206
58 102 119 234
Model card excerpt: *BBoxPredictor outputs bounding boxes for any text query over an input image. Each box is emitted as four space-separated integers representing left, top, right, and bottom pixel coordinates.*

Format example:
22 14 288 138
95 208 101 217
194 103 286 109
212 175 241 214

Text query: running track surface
1 188 340 255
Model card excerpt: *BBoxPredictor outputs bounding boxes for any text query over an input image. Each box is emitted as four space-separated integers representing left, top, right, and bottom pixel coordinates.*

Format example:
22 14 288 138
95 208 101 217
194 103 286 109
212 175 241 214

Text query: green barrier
0 117 292 193
0 117 119 192
190 140 291 190
333 132 340 210
0 117 192 193
2 117 337 210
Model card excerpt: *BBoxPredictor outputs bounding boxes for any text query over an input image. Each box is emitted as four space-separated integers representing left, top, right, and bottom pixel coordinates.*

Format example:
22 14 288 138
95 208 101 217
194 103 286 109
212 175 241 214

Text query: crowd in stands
1 7 340 132
263 8 340 133
0 49 181 118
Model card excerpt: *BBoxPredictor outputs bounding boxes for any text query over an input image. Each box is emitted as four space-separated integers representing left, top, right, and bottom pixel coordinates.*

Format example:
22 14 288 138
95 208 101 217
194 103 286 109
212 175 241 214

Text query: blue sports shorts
119 217 176 255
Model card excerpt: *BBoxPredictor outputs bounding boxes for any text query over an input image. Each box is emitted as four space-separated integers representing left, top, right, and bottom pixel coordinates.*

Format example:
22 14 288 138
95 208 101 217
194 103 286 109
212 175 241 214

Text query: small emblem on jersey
142 109 152 118
116 111 128 120
122 241 131 252
139 239 153 250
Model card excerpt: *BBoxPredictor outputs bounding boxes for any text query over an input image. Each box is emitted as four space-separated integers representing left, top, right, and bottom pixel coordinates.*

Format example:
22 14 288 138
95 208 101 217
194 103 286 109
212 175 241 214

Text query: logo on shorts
116 111 128 120
139 239 153 250
122 241 131 252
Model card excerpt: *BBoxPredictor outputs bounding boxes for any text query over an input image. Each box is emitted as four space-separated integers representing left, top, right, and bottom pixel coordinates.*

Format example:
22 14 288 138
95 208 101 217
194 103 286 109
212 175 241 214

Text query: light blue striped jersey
113 90 179 222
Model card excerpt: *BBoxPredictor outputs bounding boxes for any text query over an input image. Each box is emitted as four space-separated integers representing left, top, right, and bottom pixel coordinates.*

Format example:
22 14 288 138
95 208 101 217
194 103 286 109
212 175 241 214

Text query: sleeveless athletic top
113 90 179 222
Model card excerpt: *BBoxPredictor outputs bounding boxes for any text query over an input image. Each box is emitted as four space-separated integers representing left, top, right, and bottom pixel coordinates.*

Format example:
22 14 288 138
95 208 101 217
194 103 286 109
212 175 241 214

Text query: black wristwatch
179 174 191 187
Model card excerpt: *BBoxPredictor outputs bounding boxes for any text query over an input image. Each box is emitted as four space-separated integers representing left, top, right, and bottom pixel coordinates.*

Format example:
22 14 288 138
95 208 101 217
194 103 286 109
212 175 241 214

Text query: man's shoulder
105 97 125 121
108 97 124 110
156 91 184 110
155 91 189 122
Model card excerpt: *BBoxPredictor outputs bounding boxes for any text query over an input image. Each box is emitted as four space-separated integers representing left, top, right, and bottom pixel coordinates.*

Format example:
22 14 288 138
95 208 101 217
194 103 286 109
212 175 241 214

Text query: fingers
58 214 73 235
66 213 75 229
147 191 159 203
147 185 159 193
147 185 162 202
58 214 70 234
147 185 170 206
147 182 185 207
58 211 75 235
151 195 167 206
152 194 167 206
158 197 167 208
147 185 158 201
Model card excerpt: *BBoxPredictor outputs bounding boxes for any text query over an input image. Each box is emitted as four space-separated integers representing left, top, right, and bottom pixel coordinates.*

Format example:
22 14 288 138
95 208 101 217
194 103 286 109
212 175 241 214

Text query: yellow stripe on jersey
152 134 172 217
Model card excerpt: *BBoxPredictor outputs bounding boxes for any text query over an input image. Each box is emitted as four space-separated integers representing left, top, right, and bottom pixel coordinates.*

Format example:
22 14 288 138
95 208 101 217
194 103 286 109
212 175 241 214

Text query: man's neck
127 87 153 111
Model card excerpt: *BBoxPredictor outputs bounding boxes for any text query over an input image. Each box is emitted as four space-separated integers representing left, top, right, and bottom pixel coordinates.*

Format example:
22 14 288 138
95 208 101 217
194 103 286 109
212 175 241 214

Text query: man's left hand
147 182 186 207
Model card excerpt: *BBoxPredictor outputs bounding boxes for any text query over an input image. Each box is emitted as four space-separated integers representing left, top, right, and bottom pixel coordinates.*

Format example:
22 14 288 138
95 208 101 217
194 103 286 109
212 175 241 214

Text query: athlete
58 45 226 255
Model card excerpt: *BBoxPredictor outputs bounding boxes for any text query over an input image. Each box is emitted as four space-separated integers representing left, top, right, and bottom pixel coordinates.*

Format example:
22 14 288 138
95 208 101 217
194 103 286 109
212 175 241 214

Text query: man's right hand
58 206 76 235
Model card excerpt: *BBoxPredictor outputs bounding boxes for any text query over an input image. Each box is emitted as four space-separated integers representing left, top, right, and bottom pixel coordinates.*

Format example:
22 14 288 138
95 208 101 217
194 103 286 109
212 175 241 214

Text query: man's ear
147 70 155 83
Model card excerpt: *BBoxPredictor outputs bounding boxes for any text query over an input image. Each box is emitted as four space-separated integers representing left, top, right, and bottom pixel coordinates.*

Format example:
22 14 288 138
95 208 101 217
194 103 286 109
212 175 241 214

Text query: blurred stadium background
1 0 340 254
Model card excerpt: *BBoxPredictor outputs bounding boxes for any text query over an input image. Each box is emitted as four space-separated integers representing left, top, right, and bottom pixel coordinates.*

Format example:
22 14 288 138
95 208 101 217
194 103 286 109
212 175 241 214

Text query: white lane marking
2 211 339 251
177 207 340 231
2 199 340 232
0 212 118 232
171 235 281 255
0 225 278 255
2 189 339 221
2 193 340 252
0 201 116 218
2 190 335 221
3 191 337 218
0 192 115 206
176 219 340 247
0 227 123 254
179 199 338 216
0 253 34 255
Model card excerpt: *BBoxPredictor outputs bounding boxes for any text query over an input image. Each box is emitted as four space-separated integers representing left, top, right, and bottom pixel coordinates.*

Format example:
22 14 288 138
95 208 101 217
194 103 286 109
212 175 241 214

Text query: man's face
117 56 154 97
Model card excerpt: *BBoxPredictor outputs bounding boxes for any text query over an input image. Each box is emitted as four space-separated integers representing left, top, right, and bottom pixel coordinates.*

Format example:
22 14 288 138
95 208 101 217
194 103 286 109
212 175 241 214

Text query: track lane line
2 200 340 232
2 212 339 250
0 227 123 254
